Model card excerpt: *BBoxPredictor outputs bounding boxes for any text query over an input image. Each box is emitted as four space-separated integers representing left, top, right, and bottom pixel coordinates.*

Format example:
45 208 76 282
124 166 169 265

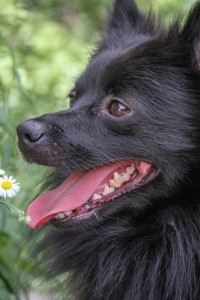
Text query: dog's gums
26 161 157 228
52 162 157 225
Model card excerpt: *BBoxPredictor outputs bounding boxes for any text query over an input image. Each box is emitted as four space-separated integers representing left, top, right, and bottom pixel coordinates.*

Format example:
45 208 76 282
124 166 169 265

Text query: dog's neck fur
38 205 200 300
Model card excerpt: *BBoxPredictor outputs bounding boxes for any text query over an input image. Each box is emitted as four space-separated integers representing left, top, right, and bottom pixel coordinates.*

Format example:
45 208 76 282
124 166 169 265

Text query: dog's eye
108 100 130 117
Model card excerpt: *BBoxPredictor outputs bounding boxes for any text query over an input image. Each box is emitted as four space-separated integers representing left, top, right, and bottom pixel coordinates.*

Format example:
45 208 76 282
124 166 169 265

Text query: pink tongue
26 162 128 229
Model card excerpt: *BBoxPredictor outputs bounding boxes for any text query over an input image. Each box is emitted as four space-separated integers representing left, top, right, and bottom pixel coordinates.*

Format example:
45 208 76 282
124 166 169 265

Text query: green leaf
0 107 13 134
0 256 19 295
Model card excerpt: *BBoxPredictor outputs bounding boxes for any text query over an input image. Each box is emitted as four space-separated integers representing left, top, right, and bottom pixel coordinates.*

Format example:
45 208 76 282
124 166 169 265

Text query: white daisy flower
0 169 5 176
0 175 20 198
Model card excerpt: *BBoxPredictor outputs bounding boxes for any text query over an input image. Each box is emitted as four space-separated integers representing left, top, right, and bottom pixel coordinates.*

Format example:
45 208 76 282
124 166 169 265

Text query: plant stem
0 200 21 217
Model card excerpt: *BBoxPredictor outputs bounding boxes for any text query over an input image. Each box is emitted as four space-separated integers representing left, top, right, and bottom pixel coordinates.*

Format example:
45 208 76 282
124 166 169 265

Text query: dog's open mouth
26 161 158 229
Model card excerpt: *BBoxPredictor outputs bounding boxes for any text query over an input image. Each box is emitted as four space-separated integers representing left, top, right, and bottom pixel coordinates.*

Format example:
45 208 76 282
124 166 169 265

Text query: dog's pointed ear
181 2 200 71
108 0 142 34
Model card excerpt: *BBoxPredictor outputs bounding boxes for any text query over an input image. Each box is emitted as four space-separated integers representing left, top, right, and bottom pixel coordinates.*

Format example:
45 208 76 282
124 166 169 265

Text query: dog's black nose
17 119 46 146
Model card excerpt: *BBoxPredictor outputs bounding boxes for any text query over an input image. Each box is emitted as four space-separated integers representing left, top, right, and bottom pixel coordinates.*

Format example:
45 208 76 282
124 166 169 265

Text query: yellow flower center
1 180 12 190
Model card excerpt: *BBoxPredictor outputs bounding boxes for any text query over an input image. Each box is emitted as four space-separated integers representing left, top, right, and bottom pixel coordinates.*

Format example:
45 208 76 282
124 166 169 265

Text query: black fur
17 1 200 299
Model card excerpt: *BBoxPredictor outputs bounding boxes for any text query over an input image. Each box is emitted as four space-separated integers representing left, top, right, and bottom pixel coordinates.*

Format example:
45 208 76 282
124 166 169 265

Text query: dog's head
17 0 200 229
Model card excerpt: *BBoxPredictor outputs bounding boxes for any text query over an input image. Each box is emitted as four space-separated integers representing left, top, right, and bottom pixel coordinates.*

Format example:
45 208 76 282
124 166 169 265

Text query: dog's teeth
92 193 102 201
57 213 65 219
112 172 124 187
102 185 115 195
126 164 135 175
109 171 130 189
110 173 124 188
64 210 73 216
58 213 65 218
83 203 92 211
114 172 121 180
122 173 131 182
109 179 116 187
109 179 122 188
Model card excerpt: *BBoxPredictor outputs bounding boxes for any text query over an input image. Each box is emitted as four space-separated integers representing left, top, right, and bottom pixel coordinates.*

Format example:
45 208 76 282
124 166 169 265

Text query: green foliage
0 0 197 298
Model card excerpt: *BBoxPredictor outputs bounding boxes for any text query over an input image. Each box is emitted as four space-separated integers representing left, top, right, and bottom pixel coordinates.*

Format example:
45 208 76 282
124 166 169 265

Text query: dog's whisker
93 210 99 219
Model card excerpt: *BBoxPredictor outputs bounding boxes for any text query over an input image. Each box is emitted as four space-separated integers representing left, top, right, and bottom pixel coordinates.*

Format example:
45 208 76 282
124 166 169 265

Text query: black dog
17 0 200 299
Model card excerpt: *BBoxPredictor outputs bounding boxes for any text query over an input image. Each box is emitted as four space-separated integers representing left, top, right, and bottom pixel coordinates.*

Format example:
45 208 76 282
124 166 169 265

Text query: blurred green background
0 0 197 299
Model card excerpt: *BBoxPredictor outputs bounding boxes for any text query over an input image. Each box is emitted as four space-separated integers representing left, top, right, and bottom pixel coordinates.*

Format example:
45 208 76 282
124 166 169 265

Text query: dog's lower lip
51 163 158 226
